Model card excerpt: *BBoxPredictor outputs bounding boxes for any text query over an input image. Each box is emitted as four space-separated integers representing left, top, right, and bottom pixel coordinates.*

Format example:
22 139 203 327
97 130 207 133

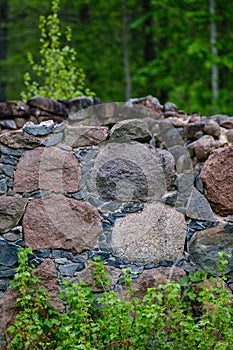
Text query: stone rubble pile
0 95 233 347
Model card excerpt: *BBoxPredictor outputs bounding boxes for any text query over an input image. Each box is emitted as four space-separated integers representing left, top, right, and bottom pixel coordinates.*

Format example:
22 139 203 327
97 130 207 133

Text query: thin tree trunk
209 0 219 113
122 0 131 101
0 0 8 101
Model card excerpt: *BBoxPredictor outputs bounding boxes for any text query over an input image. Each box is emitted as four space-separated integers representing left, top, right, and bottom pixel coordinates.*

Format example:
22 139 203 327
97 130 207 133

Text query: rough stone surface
0 240 18 267
0 287 19 346
0 195 28 233
124 96 163 117
174 172 195 209
112 202 187 264
200 144 233 216
189 224 233 276
186 189 214 221
34 259 64 311
27 96 67 116
168 145 193 173
23 120 55 136
109 119 152 142
203 120 221 138
73 263 121 292
118 266 186 300
0 130 42 149
14 147 81 193
184 122 205 140
0 101 30 118
0 259 63 347
23 195 103 253
220 118 233 129
193 135 215 162
64 125 109 147
87 142 167 202
149 148 175 190
226 129 233 142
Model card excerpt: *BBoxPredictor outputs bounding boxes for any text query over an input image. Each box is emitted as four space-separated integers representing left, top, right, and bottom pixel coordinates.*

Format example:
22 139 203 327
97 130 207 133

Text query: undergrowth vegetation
6 247 233 349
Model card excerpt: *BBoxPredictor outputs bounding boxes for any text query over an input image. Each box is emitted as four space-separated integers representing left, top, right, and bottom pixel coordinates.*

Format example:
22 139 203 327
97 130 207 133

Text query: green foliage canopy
1 0 233 115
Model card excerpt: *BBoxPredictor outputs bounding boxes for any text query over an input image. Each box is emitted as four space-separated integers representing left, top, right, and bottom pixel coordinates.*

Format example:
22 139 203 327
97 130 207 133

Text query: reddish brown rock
0 129 42 149
0 259 62 348
34 259 64 312
0 195 28 234
73 263 121 292
0 287 18 347
64 125 109 147
14 147 81 193
200 144 233 215
118 266 186 300
23 195 103 253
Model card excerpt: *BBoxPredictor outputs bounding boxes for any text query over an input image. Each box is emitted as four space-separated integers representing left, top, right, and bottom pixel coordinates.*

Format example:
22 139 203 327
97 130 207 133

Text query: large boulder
23 194 103 253
112 202 187 264
200 144 233 216
189 224 233 277
87 142 168 202
14 147 81 193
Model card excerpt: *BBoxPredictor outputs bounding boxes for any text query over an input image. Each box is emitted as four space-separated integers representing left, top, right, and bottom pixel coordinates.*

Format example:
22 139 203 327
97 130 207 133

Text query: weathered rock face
0 195 28 233
118 266 186 300
193 135 215 162
0 130 42 149
0 258 62 346
0 101 30 118
34 259 64 311
27 96 67 116
73 263 121 292
112 202 187 264
23 195 103 253
14 147 81 193
200 144 233 216
186 188 214 221
64 125 109 147
189 224 233 277
109 119 152 142
0 95 233 349
88 142 168 202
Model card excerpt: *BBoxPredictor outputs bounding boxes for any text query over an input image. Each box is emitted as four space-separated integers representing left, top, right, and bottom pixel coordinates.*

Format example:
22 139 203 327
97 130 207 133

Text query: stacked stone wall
0 95 233 347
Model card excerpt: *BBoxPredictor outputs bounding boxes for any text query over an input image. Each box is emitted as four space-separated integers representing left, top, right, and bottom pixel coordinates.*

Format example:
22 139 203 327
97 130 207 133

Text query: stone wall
0 95 233 347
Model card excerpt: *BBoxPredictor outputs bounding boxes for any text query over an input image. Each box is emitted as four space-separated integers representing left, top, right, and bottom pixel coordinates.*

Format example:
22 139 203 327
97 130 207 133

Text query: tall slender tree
0 0 8 101
209 0 219 113
122 0 131 100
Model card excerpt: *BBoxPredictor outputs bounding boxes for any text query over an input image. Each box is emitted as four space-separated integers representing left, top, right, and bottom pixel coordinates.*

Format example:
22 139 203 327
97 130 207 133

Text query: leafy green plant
20 0 94 101
7 247 61 349
7 247 233 349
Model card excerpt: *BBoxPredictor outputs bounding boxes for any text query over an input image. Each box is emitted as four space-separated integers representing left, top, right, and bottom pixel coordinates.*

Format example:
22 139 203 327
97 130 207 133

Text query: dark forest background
0 0 233 115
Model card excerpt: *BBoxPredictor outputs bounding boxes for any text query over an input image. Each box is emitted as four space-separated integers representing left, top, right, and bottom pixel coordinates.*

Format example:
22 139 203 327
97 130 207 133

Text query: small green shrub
7 248 233 349
21 0 94 101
